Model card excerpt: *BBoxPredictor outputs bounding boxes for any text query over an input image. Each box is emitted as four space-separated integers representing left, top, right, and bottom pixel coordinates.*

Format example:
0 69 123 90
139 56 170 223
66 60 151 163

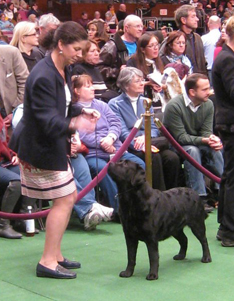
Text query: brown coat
0 45 29 115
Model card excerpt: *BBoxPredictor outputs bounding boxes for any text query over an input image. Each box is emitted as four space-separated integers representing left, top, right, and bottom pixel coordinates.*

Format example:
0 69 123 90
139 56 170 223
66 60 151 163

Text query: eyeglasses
24 32 38 37
146 43 159 49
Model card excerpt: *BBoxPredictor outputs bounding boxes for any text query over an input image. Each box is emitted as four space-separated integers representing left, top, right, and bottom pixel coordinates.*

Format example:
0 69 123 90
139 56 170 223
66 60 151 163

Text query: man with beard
163 73 224 213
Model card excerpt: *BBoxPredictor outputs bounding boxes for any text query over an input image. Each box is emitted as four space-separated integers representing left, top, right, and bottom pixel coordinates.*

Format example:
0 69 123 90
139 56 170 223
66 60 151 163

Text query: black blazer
10 55 82 171
212 44 234 126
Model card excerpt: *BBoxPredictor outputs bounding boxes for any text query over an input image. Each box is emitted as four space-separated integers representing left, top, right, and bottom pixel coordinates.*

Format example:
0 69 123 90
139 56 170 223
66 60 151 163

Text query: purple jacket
77 99 122 160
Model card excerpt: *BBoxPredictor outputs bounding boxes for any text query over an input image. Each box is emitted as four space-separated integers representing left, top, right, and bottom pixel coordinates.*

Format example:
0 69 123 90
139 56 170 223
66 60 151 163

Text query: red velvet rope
156 119 221 185
0 126 140 220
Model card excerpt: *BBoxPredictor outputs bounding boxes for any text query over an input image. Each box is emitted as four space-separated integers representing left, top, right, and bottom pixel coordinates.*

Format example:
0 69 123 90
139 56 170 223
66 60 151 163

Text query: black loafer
36 263 77 279
58 258 81 269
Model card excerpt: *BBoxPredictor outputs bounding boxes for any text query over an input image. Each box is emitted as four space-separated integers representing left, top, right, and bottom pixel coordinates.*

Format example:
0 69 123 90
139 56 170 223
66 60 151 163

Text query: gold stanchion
142 98 153 187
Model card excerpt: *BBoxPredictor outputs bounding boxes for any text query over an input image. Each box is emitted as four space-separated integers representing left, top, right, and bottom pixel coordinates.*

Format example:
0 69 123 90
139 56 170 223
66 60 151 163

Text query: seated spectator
146 20 156 31
70 138 114 230
160 31 192 74
126 32 165 109
0 114 35 239
12 11 22 26
163 73 224 212
72 40 119 102
27 2 40 19
0 0 7 11
116 4 127 22
77 11 90 30
10 21 41 72
87 19 109 49
4 2 16 21
72 74 145 215
0 12 14 31
109 67 180 191
93 11 104 22
28 12 39 28
0 29 9 43
12 0 28 10
0 44 28 127
217 4 224 18
98 14 143 91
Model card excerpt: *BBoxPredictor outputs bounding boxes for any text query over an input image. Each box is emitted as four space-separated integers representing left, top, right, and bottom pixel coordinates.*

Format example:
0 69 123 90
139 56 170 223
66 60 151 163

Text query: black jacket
10 55 82 171
98 32 129 91
212 44 234 127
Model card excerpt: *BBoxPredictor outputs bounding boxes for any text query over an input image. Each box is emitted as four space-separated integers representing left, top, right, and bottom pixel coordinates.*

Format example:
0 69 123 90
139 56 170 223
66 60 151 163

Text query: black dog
108 160 212 280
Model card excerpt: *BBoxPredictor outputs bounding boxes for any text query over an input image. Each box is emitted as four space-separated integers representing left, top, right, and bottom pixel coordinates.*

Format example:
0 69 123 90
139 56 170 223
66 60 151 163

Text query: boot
0 219 22 239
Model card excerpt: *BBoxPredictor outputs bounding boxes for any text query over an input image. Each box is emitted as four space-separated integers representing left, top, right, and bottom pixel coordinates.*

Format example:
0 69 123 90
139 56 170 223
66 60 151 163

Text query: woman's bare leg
39 190 77 270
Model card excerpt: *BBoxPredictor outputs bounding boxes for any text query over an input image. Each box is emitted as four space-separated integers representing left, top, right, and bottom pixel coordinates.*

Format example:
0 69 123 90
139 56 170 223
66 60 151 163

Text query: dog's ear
131 169 146 187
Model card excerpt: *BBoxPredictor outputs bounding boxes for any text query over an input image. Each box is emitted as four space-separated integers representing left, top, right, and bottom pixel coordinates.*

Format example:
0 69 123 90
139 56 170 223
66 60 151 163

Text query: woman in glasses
87 19 109 49
10 21 41 72
109 67 180 191
127 32 165 108
160 31 192 75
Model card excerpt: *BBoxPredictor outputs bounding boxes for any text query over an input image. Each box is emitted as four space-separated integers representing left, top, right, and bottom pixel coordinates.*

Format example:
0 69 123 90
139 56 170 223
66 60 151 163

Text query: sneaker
83 205 103 231
96 203 114 222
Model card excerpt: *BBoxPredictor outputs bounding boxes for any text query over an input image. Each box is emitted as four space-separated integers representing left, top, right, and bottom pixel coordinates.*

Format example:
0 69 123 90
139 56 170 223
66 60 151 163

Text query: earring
59 50 63 54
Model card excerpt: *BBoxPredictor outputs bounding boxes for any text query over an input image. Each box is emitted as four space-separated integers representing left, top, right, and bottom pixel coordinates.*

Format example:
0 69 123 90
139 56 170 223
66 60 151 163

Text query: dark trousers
129 149 180 191
218 131 234 232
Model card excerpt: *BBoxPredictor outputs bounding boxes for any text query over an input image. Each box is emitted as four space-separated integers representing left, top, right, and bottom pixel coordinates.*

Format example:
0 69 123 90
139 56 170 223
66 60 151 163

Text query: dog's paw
146 273 158 280
201 256 212 263
173 254 186 260
119 270 133 278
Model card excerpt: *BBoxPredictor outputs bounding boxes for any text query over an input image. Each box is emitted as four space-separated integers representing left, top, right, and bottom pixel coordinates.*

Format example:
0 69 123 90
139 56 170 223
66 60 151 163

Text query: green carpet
0 210 233 301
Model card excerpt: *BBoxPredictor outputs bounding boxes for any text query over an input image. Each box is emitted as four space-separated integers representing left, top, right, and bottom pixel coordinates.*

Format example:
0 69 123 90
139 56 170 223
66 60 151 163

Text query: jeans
0 165 20 193
182 145 224 196
71 154 96 220
86 153 145 213
0 165 21 212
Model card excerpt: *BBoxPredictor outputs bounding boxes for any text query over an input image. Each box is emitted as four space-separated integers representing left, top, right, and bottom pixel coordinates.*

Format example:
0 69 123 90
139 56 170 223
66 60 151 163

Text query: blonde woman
10 21 41 72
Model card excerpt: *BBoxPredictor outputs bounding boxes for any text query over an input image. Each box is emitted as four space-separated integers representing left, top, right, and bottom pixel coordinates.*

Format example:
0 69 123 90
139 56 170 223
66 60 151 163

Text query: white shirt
64 84 71 117
183 92 201 113
201 28 221 70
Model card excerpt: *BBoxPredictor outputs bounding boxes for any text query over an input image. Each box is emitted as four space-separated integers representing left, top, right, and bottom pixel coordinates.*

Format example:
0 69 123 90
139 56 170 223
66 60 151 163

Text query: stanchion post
142 98 153 187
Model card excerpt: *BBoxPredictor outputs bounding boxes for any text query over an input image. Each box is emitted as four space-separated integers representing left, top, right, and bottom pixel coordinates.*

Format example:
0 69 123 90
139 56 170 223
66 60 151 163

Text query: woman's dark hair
40 21 88 50
164 31 187 56
87 20 109 43
6 2 14 11
53 21 87 46
107 4 113 10
131 32 164 76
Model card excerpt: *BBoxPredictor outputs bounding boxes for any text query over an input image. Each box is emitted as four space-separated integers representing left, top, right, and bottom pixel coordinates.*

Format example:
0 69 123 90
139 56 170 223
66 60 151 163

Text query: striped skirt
19 160 76 200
